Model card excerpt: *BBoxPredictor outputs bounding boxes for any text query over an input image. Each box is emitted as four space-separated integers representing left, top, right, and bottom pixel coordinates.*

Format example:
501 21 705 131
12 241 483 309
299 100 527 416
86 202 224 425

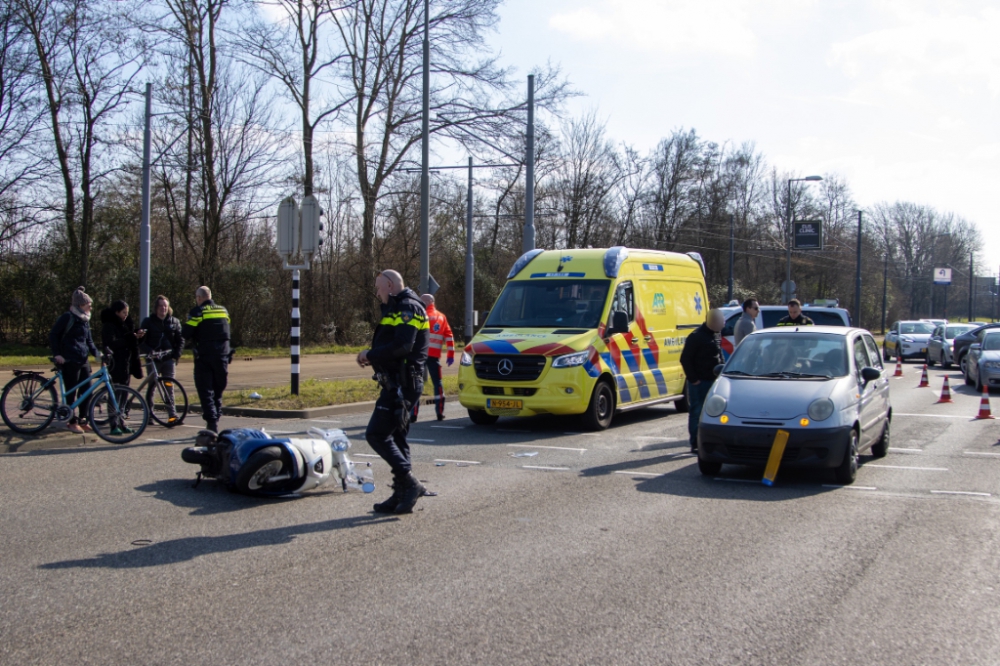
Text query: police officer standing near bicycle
356 269 430 514
182 286 230 433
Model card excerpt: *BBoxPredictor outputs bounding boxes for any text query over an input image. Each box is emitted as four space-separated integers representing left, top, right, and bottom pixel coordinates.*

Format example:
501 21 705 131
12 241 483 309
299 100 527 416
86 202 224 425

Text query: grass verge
227 375 460 410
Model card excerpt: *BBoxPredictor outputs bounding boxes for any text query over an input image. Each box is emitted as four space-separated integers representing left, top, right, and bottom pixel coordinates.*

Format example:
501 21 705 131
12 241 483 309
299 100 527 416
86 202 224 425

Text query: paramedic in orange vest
412 293 454 421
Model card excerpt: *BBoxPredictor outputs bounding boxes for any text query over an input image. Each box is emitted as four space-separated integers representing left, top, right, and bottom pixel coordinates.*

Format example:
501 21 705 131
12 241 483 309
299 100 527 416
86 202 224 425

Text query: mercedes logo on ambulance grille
498 359 514 376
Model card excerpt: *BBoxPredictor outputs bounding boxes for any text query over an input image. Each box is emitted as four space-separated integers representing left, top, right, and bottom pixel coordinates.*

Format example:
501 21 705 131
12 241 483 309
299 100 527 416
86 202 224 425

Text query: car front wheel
833 429 859 485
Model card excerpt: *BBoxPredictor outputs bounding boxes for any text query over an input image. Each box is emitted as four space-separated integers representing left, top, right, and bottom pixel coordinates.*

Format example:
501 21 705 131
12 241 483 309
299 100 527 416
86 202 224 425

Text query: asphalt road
2 363 999 665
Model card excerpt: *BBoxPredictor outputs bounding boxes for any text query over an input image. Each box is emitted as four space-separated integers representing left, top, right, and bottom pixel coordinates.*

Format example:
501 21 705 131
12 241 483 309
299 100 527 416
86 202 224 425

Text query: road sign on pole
793 221 823 250
933 267 952 285
275 196 321 395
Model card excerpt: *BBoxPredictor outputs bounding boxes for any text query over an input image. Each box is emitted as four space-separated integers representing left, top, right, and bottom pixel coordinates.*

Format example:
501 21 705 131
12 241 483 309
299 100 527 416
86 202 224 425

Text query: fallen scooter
181 427 375 497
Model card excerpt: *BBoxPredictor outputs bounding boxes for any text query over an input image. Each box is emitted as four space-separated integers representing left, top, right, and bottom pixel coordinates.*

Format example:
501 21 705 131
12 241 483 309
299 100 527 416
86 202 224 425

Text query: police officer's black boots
373 477 403 513
394 471 426 514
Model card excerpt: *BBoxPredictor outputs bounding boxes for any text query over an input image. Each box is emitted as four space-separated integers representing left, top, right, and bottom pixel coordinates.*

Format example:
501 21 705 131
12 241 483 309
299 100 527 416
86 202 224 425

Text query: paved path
2 362 999 664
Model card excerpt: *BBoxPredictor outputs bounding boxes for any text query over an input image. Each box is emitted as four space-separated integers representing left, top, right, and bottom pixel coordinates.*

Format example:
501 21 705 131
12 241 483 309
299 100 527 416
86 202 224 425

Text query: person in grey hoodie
734 298 758 346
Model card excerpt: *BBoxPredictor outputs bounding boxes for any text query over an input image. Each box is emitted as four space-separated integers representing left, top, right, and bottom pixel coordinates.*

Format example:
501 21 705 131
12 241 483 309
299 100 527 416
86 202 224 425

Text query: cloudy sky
487 0 1000 276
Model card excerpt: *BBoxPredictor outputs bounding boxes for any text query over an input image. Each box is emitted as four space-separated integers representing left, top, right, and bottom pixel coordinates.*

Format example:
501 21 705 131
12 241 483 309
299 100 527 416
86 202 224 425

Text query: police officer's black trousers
366 382 423 477
194 356 228 426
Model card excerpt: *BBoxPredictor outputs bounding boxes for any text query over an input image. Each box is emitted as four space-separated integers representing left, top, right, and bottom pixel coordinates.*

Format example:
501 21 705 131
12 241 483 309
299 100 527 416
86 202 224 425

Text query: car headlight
899 336 913 342
460 351 473 366
983 361 1000 369
807 398 834 421
704 394 727 418
551 351 589 368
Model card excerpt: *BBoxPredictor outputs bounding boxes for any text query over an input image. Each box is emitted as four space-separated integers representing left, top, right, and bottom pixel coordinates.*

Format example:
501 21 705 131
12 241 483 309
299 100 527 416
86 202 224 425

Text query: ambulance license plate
487 399 522 410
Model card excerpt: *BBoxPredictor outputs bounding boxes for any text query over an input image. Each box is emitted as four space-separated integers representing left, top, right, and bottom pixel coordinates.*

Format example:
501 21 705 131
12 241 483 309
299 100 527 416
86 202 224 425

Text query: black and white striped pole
291 270 300 395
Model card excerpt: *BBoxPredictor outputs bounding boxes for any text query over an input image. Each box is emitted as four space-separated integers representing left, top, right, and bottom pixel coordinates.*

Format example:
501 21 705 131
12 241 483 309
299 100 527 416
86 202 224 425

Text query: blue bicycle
1 355 149 444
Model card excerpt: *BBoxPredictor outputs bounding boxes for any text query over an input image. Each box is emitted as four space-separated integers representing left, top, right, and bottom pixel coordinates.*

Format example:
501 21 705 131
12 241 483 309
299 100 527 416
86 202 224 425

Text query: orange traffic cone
894 356 904 377
936 375 953 404
976 386 995 419
918 363 930 388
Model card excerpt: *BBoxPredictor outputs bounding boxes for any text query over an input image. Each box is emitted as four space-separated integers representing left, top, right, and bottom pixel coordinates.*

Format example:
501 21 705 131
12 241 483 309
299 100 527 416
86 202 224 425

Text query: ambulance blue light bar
507 248 545 278
603 246 629 278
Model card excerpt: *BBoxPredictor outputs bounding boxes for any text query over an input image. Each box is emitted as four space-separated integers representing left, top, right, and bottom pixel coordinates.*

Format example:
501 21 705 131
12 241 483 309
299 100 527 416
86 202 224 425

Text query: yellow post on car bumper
762 429 790 487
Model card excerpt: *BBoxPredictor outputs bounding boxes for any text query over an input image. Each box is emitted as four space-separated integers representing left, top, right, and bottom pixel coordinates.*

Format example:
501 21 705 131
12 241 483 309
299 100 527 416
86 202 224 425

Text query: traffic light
277 197 298 259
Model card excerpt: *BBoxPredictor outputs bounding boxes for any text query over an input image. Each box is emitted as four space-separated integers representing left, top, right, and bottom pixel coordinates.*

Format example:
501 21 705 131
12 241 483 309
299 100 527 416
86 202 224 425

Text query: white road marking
522 465 570 471
613 470 661 477
354 453 381 458
867 464 948 471
964 451 1000 457
822 485 878 490
309 419 341 423
430 425 464 429
434 458 481 465
714 478 758 484
408 438 435 443
632 435 683 440
930 490 992 497
894 413 970 419
889 447 923 453
507 444 586 453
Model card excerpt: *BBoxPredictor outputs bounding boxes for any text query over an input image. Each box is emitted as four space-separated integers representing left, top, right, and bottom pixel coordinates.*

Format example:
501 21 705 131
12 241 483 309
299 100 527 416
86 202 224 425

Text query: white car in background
883 320 935 362
720 305 852 359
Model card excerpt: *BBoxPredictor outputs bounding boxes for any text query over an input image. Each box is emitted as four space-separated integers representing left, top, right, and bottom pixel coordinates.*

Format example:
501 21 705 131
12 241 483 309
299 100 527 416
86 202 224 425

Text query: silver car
926 323 979 368
964 331 1000 392
698 327 891 485
883 320 935 362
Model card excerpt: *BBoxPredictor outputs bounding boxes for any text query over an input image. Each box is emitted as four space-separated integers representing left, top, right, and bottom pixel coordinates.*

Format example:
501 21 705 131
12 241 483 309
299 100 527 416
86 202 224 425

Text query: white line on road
930 490 992 497
822 485 878 490
430 425 464 429
308 419 341 423
632 435 683 440
867 464 949 471
964 451 1000 457
894 413 971 419
889 447 923 453
507 444 587 453
354 453 381 458
408 438 435 443
522 465 570 471
434 458 481 465
613 470 662 477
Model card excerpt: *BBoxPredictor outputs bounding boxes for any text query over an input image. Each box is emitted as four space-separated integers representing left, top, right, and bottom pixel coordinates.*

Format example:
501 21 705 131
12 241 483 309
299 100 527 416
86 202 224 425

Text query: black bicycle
134 350 189 427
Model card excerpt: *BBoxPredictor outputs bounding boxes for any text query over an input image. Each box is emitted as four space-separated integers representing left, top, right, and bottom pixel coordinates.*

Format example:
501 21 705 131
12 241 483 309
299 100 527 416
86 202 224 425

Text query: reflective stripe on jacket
182 299 231 358
425 304 454 361
367 288 430 375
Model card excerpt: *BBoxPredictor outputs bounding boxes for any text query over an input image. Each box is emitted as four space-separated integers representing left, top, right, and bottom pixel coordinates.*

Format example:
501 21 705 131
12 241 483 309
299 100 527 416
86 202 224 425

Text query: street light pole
881 252 888 334
969 255 974 322
854 209 862 327
523 74 535 253
419 0 430 294
727 213 734 303
139 82 152 322
465 156 474 341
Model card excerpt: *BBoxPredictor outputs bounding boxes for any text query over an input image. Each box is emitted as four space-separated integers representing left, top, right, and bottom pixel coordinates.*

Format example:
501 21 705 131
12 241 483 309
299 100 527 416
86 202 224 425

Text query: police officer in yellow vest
182 285 231 432
776 299 815 326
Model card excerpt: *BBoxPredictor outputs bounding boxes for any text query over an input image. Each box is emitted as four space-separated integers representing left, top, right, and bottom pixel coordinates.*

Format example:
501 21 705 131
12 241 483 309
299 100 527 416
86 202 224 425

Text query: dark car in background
954 323 1000 374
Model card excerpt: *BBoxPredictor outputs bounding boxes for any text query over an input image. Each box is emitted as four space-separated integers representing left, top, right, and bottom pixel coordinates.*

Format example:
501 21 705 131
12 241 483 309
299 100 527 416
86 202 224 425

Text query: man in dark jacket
356 269 430 514
182 286 230 432
680 308 725 453
50 287 99 433
140 295 184 422
776 299 815 326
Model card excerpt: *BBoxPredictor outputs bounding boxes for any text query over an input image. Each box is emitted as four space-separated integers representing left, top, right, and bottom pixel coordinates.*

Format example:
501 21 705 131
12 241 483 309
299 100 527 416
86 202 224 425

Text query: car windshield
983 335 1000 351
899 322 935 335
946 326 977 339
485 279 611 328
725 333 849 378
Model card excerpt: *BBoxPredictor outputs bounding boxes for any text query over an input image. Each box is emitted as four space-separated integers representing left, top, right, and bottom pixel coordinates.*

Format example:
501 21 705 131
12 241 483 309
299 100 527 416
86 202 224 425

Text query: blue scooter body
223 429 303 494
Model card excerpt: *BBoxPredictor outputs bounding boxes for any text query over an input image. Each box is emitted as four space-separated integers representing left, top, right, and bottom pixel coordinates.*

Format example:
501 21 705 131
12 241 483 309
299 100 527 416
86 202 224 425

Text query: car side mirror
971 343 982 351
713 363 725 378
608 311 629 336
861 367 881 384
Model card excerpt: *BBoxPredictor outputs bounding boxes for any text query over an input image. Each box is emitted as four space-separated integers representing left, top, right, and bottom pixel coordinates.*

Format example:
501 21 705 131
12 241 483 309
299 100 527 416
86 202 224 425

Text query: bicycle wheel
89 385 148 444
147 377 188 427
1 375 57 434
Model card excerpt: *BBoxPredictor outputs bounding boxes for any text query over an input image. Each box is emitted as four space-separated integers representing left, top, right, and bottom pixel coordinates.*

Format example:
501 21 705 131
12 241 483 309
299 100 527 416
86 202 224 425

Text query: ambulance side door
605 278 643 405
635 277 678 398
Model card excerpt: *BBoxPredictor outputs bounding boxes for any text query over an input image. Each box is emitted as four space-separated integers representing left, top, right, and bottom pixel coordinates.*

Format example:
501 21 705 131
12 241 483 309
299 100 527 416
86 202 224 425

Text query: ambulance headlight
460 351 473 366
704 394 727 418
552 351 589 368
807 398 834 421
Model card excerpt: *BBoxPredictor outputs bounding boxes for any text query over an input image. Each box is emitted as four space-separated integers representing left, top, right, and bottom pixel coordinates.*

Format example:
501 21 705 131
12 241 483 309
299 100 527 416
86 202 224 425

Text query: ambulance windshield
485 279 611 329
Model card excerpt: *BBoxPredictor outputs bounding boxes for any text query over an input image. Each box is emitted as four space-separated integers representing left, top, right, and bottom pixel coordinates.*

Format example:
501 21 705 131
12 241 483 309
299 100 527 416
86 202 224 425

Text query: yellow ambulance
458 247 710 430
